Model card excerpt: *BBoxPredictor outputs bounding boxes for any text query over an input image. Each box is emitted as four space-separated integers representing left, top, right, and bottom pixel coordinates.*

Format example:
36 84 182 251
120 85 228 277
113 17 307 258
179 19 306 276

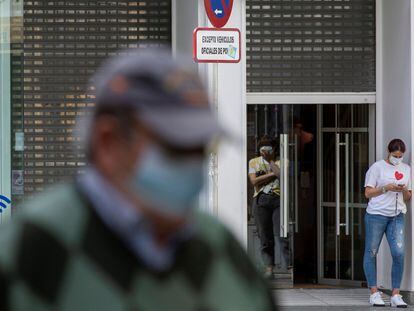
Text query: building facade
1 0 414 295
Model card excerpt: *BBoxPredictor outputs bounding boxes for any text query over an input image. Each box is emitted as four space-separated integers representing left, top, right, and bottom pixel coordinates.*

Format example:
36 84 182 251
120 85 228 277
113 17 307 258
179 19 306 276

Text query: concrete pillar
196 0 248 244
376 0 413 293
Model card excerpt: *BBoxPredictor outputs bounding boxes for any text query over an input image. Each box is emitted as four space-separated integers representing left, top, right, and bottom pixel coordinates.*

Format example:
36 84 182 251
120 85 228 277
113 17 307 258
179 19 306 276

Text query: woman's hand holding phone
398 184 408 192
385 183 406 192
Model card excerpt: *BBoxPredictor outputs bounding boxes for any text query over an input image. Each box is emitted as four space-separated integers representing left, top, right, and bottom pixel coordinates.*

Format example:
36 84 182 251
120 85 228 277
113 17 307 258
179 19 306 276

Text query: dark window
11 1 171 202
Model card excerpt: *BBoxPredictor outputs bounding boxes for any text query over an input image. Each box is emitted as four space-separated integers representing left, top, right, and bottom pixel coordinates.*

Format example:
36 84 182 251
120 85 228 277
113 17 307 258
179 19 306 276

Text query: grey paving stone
273 288 413 309
280 307 414 311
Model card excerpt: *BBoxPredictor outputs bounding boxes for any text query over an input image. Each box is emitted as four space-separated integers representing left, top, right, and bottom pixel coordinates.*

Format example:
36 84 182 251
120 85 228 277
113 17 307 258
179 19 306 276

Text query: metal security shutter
17 0 171 199
246 0 376 92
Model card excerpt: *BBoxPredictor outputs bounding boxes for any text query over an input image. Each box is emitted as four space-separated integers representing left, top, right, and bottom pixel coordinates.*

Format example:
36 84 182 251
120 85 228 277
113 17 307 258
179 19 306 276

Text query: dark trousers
253 193 289 267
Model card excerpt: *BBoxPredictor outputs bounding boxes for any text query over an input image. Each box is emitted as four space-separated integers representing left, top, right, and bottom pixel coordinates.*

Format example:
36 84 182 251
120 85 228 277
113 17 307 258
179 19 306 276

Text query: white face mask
389 155 403 166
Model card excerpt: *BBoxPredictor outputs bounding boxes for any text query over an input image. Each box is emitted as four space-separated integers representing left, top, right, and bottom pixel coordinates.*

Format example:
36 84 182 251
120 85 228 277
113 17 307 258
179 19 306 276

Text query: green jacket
0 184 276 311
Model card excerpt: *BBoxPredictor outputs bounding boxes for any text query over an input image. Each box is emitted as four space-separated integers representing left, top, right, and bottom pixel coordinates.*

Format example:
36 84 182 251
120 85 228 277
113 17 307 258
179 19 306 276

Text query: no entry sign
193 28 241 63
204 0 234 28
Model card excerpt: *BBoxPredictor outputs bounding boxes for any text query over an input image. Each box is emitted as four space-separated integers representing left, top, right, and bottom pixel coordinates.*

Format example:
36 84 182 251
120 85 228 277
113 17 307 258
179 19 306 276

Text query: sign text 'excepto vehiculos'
193 28 241 63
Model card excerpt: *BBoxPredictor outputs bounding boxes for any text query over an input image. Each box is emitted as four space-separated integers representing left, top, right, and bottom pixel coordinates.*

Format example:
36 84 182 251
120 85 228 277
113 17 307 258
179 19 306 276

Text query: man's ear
90 116 126 174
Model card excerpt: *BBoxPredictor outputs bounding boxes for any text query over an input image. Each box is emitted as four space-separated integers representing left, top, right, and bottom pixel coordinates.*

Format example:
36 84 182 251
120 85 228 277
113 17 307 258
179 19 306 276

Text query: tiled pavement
274 288 414 310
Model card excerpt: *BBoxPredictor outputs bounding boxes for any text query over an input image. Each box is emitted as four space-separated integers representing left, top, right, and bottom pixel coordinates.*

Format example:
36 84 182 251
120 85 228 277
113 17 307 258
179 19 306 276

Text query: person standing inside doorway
249 135 289 278
364 139 412 307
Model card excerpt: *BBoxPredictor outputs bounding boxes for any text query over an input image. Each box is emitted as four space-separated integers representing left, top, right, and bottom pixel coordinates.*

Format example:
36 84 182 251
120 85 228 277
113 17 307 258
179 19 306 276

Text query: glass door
247 104 317 286
319 104 374 285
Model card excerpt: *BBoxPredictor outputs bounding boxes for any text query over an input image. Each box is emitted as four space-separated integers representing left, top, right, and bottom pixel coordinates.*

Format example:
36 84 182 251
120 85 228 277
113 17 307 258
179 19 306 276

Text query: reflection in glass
321 104 373 282
353 104 369 128
247 104 318 284
338 105 352 128
322 105 335 128
353 132 369 204
339 204 352 280
353 207 366 281
323 207 336 279
322 132 336 202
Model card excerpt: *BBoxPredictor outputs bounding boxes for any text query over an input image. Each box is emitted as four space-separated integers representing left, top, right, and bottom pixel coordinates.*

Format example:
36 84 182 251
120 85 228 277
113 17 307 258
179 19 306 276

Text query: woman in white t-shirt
364 139 412 307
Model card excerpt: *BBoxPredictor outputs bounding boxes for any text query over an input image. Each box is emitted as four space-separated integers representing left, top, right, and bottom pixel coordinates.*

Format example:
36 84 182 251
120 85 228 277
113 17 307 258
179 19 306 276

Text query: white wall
172 0 198 69
216 0 247 244
411 0 414 292
377 0 413 291
195 1 248 244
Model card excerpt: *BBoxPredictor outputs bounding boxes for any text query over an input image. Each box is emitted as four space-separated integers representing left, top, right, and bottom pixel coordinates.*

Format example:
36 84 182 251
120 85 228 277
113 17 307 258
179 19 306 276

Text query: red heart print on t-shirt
395 171 404 180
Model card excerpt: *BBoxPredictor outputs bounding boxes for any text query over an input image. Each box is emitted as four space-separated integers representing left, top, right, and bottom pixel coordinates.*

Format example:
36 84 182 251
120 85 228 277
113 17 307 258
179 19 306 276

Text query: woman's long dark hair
388 139 406 153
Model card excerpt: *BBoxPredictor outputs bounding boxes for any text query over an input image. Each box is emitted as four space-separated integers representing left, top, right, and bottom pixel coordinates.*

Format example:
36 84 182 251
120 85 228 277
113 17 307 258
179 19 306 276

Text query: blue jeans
363 212 405 289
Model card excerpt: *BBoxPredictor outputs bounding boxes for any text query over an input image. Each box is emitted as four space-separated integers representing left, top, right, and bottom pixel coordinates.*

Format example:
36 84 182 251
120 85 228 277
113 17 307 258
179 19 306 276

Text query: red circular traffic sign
204 0 234 28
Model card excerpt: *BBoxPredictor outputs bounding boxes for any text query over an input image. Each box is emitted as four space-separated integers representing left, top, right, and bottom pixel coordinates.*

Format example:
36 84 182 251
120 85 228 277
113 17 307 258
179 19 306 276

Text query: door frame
317 104 376 286
246 94 376 285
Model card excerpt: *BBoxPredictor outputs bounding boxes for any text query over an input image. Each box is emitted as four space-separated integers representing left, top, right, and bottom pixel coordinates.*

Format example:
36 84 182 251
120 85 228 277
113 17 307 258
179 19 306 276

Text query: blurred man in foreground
0 49 276 310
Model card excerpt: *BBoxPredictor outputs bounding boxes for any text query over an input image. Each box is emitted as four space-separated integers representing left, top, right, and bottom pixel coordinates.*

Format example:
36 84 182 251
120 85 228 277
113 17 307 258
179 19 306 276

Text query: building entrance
319 104 375 286
247 104 375 287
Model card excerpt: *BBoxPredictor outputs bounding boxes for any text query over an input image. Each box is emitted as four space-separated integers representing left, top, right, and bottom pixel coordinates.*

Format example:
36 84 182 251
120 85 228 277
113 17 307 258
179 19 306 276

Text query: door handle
284 134 289 238
335 133 350 236
280 134 289 238
294 134 299 233
345 133 350 236
336 133 340 236
288 135 299 233
279 135 284 238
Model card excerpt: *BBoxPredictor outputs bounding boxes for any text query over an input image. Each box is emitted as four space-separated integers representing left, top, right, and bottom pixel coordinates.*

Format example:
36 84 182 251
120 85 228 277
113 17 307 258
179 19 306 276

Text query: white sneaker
369 291 385 307
391 294 408 308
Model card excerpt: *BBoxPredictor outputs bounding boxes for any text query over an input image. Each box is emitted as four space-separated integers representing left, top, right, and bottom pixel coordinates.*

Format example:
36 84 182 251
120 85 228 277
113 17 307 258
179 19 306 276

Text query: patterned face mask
260 146 273 155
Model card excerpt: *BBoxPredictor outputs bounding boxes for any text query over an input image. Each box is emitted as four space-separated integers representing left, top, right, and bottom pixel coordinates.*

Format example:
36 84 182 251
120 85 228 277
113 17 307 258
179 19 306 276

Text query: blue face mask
131 144 205 217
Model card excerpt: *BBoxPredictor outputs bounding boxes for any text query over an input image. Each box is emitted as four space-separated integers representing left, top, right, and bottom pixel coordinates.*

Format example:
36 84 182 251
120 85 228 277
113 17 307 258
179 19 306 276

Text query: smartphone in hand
397 184 405 191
